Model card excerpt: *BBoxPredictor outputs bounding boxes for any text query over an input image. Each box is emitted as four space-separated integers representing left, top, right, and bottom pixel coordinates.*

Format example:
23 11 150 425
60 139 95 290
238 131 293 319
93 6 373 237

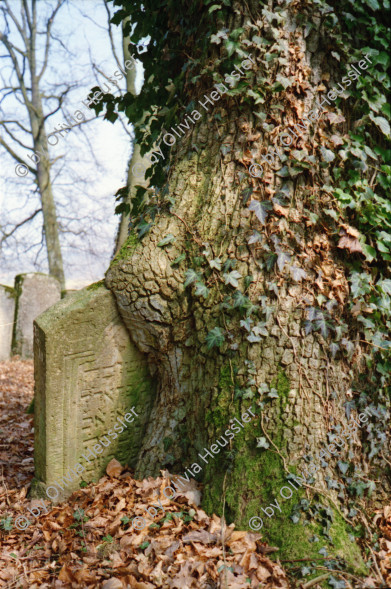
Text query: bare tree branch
0 135 36 173
0 208 42 244
38 0 65 81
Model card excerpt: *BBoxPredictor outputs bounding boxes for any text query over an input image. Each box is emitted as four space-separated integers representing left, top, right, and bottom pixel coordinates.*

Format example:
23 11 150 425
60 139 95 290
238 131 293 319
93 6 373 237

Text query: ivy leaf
277 252 291 272
232 291 250 308
328 575 347 589
240 317 253 332
194 282 209 298
370 114 391 137
205 327 225 349
184 269 200 287
252 322 268 336
289 265 307 282
365 0 380 9
158 233 175 247
225 39 239 57
248 200 272 224
265 253 277 271
378 279 391 295
208 4 222 13
329 342 340 358
171 253 186 266
337 461 349 475
256 437 270 449
210 30 228 45
209 258 222 270
137 221 152 238
224 270 242 287
220 144 232 156
241 186 253 205
247 332 261 343
248 231 262 245
361 243 376 262
268 388 279 398
320 146 336 162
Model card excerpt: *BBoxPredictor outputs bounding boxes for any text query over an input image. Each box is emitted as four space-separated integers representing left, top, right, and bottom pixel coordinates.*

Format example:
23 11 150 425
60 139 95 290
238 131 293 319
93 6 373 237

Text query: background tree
105 0 390 575
0 0 69 287
0 0 127 288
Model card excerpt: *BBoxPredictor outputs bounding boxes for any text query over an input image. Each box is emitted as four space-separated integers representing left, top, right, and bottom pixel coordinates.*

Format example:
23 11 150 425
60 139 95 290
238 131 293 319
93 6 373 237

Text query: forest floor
0 358 390 589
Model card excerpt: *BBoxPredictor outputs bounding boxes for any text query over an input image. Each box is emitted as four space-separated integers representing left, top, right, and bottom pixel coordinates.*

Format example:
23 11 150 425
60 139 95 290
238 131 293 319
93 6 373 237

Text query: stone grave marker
0 285 16 361
12 273 61 358
32 282 156 502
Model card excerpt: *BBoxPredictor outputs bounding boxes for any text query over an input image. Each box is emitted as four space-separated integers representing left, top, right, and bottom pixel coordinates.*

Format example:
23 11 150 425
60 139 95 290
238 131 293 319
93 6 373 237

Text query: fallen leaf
106 458 123 478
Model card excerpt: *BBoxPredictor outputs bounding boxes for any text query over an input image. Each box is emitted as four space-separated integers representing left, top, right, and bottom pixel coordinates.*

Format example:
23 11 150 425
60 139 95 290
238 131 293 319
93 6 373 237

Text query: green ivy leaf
184 269 200 287
370 114 391 137
157 234 175 247
248 200 272 224
205 327 225 349
365 0 380 9
209 258 222 270
224 270 242 288
171 253 186 266
194 281 209 298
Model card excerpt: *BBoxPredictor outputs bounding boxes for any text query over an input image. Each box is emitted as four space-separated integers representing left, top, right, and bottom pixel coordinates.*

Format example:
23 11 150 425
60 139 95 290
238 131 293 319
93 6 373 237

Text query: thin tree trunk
114 20 152 256
28 3 64 288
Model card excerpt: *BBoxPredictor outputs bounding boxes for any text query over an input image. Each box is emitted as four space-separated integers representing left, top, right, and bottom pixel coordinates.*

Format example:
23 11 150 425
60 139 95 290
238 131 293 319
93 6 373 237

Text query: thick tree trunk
106 0 389 570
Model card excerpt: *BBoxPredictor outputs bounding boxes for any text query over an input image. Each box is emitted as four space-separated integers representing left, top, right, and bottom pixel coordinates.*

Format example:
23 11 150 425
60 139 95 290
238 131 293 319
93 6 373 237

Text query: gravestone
12 273 61 358
0 285 16 361
32 282 156 502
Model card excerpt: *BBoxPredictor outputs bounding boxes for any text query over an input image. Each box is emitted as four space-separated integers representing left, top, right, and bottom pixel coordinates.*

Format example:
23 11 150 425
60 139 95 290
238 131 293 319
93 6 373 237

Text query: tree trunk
105 0 389 571
113 20 152 256
29 5 65 289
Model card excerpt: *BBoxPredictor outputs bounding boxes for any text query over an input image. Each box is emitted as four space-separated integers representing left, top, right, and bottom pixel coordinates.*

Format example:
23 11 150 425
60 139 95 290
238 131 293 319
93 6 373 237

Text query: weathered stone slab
32 282 156 502
12 273 61 358
0 285 16 361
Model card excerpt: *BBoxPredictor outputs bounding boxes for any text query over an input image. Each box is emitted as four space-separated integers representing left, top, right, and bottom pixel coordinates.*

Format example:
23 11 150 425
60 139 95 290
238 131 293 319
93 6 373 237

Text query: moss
0 284 16 297
109 231 139 268
26 398 35 414
203 441 367 572
86 280 105 292
328 510 368 574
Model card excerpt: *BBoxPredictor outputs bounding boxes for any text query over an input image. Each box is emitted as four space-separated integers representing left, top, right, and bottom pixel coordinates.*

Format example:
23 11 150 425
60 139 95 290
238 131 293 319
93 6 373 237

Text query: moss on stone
0 284 16 297
86 280 105 292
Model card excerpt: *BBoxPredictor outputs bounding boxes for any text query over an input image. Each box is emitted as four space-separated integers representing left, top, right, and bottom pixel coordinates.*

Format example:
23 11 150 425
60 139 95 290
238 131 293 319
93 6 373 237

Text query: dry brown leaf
273 203 289 217
106 458 124 478
338 234 363 254
327 112 346 124
182 530 219 544
341 223 360 238
331 134 344 146
102 578 124 589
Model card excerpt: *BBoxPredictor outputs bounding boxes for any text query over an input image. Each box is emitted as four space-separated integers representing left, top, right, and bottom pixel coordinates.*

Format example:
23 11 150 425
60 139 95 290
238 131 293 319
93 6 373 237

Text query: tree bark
113 19 152 256
106 0 389 570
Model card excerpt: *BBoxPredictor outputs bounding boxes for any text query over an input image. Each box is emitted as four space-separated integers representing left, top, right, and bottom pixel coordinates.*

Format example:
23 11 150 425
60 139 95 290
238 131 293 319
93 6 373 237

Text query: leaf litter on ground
0 359 289 588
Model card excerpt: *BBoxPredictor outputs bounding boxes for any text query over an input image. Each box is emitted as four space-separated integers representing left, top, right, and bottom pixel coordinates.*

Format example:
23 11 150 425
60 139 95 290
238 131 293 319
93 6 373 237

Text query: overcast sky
0 0 144 289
